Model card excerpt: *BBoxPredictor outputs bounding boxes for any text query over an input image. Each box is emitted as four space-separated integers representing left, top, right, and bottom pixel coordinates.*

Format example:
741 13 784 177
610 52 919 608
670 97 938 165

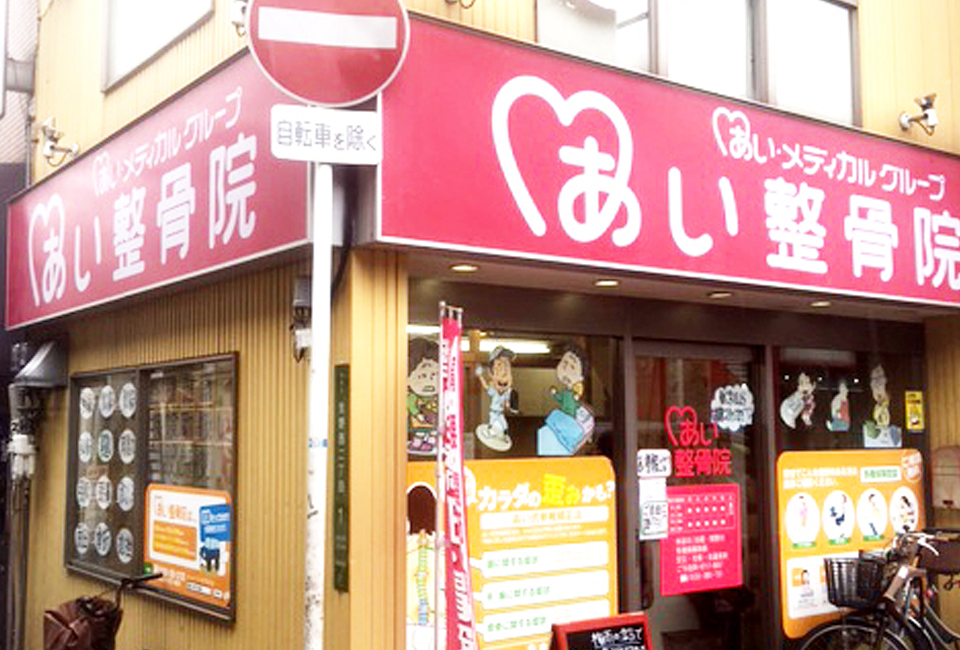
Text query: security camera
899 93 939 135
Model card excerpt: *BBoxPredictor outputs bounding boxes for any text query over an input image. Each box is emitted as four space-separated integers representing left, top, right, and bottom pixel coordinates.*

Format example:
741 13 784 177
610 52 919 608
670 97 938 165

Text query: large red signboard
380 18 960 308
6 54 308 328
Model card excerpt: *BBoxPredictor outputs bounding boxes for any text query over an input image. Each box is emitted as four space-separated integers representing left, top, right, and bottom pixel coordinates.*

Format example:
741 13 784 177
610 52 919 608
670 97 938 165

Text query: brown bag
43 595 122 650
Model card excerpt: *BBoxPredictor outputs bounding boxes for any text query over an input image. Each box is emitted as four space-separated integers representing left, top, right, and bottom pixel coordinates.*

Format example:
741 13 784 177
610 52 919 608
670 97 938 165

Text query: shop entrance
631 342 765 650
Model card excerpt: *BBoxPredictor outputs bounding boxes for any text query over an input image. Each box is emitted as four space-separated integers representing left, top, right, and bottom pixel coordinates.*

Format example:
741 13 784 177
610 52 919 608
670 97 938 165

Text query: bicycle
42 572 163 650
797 529 960 650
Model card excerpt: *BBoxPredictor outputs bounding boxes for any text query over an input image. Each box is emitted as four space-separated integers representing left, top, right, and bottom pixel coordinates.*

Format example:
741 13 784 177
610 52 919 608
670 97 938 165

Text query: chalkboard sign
551 612 653 650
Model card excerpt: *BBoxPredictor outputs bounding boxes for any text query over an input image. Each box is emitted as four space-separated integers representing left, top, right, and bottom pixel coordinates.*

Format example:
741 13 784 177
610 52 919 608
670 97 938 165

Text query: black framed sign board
551 612 654 650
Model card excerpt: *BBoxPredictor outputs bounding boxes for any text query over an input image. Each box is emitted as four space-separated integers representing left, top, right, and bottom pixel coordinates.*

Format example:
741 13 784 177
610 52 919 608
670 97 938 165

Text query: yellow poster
406 458 618 650
906 391 925 432
777 449 924 639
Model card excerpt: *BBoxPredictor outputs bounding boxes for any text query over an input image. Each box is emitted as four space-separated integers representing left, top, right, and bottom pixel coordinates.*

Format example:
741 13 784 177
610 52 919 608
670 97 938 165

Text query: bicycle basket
919 538 960 575
824 556 886 609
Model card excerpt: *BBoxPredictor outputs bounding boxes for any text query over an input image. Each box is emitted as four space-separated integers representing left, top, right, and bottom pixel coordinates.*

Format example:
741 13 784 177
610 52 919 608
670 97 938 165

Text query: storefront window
407 327 615 461
777 348 924 452
65 355 237 620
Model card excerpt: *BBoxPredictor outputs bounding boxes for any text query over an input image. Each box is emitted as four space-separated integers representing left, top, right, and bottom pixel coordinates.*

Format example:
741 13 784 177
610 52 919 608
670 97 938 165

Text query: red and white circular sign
247 0 409 107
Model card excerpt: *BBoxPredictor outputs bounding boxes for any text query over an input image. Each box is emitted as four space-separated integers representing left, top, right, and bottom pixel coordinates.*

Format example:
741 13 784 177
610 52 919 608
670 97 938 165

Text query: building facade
9 1 960 650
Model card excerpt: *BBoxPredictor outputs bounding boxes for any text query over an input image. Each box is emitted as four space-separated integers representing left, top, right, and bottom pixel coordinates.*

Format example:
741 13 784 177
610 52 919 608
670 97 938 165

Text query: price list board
552 612 653 650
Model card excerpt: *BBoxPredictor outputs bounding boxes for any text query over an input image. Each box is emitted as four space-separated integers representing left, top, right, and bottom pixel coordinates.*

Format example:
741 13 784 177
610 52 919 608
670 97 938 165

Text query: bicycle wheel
798 620 913 650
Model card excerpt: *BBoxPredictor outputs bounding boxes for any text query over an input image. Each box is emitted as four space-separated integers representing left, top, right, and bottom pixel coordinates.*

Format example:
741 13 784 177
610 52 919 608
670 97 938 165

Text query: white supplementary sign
259 8 397 49
270 105 382 165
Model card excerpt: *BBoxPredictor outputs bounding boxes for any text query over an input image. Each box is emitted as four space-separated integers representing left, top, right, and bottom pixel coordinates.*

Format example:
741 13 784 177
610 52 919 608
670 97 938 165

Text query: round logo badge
98 429 114 463
96 475 113 510
120 383 137 419
118 429 136 465
76 477 92 509
74 523 91 555
78 431 93 464
116 528 134 564
117 476 135 512
79 388 96 420
98 385 116 419
94 522 112 557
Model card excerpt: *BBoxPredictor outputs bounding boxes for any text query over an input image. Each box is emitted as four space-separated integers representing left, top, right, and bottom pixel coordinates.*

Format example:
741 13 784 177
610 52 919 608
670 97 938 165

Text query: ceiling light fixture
707 291 733 299
594 279 619 288
810 300 832 308
450 263 479 273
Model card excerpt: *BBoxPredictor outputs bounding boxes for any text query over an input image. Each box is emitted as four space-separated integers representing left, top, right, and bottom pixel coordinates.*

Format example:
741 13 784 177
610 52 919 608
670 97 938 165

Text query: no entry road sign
247 0 409 107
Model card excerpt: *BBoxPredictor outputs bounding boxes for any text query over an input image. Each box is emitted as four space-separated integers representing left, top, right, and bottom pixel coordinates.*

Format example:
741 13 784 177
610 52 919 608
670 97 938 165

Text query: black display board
552 612 653 650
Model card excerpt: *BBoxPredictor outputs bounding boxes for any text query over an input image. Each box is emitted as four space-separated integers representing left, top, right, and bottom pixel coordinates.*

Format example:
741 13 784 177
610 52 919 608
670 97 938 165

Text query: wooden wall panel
25 260 311 650
926 317 960 625
405 1 535 40
33 0 246 182
331 249 408 650
859 0 960 152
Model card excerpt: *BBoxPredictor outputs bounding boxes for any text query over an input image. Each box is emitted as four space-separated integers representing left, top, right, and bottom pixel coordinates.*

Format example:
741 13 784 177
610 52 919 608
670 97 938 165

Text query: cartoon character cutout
537 345 595 456
780 372 817 429
475 346 519 452
407 338 439 456
863 365 902 448
826 380 851 432
405 484 437 650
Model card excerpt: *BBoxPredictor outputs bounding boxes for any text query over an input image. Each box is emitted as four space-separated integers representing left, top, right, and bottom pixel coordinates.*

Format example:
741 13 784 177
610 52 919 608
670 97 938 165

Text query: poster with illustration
777 449 923 639
825 381 850 432
863 365 902 448
406 458 618 650
537 345 595 456
408 338 439 456
475 346 519 452
144 484 232 612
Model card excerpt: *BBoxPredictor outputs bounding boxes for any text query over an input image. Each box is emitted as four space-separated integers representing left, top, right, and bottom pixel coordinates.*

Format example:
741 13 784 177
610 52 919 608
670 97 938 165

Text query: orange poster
406 458 618 650
777 449 923 639
144 484 233 613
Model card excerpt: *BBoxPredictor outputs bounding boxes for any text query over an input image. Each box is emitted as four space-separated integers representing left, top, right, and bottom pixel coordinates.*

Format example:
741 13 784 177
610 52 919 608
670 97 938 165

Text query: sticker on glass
98 385 116 419
76 476 92 509
118 429 136 464
826 380 851 432
475 345 517 452
78 431 93 464
79 388 96 420
116 528 134 564
98 429 114 463
116 476 135 512
96 475 113 510
119 383 137 419
863 365 902 448
780 373 817 429
710 384 754 432
74 523 91 555
94 522 112 557
537 344 595 456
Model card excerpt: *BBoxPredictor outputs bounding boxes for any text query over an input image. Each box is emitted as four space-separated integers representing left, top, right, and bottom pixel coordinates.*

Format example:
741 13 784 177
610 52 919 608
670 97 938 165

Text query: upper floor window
102 0 213 89
537 0 857 125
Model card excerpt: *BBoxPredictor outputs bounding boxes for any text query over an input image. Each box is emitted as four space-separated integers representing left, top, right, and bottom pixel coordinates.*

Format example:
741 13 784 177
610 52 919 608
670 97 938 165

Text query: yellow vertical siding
26 261 310 650
859 0 960 152
405 1 536 40
926 318 960 625
327 250 408 650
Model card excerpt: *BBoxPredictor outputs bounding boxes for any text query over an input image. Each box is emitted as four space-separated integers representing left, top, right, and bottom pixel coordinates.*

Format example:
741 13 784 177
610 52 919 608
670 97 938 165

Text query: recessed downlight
707 291 733 299
810 300 832 308
594 279 619 288
450 263 479 273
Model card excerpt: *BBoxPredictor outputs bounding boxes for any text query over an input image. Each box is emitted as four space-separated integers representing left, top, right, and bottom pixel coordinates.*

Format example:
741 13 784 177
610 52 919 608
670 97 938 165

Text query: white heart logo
492 76 641 247
28 194 67 307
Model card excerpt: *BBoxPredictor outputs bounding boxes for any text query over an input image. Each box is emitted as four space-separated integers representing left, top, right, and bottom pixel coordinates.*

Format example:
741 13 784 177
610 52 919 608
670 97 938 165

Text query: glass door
633 342 765 650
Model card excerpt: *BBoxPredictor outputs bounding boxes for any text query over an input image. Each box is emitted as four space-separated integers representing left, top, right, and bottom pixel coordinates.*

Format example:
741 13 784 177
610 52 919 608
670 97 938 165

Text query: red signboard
380 18 960 308
247 0 409 107
6 54 308 329
660 483 742 596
